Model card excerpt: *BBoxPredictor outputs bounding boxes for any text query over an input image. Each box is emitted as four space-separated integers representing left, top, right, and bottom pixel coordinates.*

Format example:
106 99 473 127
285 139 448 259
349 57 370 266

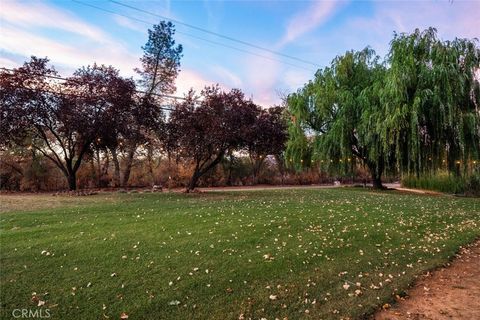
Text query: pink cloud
0 1 110 43
278 1 346 47
175 68 220 96
0 25 139 76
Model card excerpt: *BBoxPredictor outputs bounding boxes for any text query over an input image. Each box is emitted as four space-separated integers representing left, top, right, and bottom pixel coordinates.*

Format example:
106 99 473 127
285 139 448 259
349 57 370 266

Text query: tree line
286 28 480 189
1 26 479 192
1 22 287 192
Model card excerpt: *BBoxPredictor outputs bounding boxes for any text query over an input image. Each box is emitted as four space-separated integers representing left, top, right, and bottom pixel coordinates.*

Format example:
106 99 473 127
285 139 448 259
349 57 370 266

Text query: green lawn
1 189 479 320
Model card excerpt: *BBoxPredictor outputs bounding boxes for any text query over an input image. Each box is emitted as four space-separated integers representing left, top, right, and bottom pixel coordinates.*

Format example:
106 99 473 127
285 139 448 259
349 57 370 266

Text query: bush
465 173 480 196
402 172 480 196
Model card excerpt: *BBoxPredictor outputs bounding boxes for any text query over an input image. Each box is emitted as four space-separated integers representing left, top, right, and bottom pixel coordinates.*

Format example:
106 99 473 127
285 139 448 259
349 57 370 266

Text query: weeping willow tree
286 48 390 188
383 28 480 177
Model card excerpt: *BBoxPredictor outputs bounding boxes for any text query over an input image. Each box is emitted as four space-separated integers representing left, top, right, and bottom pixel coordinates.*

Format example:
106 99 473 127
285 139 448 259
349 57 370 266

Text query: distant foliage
167 86 287 191
287 48 389 188
402 172 480 196
383 28 480 176
286 28 480 189
0 58 136 190
136 21 183 96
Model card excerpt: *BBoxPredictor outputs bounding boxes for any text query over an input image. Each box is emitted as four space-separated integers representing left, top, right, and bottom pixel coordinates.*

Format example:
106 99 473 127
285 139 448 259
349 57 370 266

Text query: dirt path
196 183 402 192
374 240 480 320
197 184 340 192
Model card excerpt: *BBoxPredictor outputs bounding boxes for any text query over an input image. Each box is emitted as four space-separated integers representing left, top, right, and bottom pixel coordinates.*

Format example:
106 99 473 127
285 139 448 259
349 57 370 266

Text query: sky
1 0 479 107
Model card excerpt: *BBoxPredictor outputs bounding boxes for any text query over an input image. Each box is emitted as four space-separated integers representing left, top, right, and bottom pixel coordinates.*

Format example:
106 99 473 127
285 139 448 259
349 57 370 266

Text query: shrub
402 172 480 196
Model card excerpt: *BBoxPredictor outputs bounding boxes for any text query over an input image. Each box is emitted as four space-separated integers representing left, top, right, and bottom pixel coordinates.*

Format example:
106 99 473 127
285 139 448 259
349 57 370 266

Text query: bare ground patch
374 239 480 320
0 193 120 213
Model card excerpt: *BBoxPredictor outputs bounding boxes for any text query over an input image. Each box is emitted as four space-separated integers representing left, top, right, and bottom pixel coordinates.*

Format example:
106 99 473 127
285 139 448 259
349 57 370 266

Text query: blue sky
1 0 479 106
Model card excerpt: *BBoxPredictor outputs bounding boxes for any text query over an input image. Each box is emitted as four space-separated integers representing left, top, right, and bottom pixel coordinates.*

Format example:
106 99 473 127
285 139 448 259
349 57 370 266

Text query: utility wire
2 83 176 112
108 0 320 68
1 67 190 106
175 30 315 72
72 0 318 72
72 1 313 72
1 68 182 111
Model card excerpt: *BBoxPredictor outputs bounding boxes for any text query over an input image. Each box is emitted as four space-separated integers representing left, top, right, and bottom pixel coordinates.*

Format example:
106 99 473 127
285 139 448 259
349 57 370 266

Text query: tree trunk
89 157 96 186
122 142 136 186
67 172 77 191
251 160 258 185
99 150 110 188
224 153 234 186
63 157 78 191
250 155 262 185
274 154 285 185
147 144 155 185
226 164 233 186
186 170 201 193
96 148 101 187
109 147 121 187
101 150 110 176
372 174 383 189
186 153 225 192
367 159 385 189
252 157 265 185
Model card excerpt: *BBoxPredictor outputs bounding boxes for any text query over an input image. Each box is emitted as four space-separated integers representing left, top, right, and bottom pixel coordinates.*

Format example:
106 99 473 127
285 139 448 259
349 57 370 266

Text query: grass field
1 188 479 320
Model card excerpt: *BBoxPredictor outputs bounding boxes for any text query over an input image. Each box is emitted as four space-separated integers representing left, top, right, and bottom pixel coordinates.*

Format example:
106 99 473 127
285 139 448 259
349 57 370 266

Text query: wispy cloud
241 53 282 107
202 0 225 32
211 65 243 88
113 15 146 33
0 0 141 75
0 24 139 76
0 1 109 43
278 1 346 47
0 55 18 69
374 1 480 40
265 0 480 107
331 0 480 58
175 68 220 96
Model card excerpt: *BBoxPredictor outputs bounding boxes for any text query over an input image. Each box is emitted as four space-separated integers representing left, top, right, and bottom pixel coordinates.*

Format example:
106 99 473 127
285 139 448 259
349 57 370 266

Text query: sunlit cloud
0 0 110 44
211 65 243 88
113 15 146 33
0 24 139 76
175 68 219 96
278 1 346 47
0 0 477 108
241 53 282 107
0 55 18 69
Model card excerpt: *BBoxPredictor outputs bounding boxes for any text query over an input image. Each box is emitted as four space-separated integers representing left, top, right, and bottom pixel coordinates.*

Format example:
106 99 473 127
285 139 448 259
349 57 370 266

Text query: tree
168 86 257 192
383 28 480 177
0 57 135 190
245 106 287 184
117 96 164 187
137 21 183 96
286 48 389 188
118 21 183 186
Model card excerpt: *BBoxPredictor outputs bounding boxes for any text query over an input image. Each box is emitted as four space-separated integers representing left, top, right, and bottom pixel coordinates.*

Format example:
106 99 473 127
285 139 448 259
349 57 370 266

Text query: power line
1 67 190 106
175 30 315 72
72 0 318 72
0 68 184 111
3 83 176 112
109 0 320 67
